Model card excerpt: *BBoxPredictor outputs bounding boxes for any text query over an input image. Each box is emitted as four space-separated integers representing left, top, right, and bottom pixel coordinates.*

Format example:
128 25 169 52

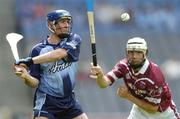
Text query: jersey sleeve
61 34 81 62
106 60 129 85
29 45 41 80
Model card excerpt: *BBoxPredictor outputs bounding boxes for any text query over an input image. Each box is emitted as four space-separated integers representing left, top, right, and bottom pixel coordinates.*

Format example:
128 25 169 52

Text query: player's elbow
98 83 109 88
97 80 110 88
26 82 38 88
28 84 37 88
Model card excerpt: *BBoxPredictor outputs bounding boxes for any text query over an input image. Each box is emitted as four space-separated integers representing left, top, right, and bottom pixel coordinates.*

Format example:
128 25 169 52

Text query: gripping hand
15 57 33 67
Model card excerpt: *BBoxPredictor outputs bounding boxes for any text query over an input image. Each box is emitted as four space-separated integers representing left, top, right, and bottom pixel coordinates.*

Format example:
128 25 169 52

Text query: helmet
126 37 148 57
47 10 72 23
46 10 72 38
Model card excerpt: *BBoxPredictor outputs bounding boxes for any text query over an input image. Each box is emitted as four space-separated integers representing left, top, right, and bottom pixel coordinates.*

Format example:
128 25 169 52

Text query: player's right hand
15 57 33 67
89 63 103 79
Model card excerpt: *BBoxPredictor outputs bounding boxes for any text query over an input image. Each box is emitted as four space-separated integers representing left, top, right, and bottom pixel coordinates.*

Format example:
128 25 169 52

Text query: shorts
127 104 178 119
33 90 83 119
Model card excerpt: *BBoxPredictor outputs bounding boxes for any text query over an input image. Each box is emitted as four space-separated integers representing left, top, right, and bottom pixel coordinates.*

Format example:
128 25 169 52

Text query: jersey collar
138 59 149 74
43 36 67 46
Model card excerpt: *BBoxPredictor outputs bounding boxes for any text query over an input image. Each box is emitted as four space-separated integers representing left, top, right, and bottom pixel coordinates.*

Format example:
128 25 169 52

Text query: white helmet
126 37 148 57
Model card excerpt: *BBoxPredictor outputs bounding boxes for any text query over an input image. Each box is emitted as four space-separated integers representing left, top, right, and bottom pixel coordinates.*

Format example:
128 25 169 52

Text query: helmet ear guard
47 21 55 33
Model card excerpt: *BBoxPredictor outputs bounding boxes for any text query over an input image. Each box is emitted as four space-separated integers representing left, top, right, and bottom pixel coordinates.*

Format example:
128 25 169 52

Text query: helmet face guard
47 10 72 38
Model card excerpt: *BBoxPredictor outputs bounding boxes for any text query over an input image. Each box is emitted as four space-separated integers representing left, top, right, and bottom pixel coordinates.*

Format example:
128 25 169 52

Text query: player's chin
132 63 142 67
131 59 142 64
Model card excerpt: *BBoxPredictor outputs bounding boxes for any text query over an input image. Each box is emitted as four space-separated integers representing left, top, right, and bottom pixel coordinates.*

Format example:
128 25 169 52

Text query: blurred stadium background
0 0 180 119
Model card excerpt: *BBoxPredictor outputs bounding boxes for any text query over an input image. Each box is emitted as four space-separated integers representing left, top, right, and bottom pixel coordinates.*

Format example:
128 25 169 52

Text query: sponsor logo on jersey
49 61 72 73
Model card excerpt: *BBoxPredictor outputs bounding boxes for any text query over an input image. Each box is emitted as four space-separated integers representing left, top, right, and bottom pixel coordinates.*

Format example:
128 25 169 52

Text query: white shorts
127 104 178 119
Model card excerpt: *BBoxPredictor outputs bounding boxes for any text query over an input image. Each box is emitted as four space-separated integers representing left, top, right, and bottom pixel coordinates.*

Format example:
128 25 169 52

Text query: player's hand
89 63 103 79
14 64 28 79
15 57 33 67
117 84 131 99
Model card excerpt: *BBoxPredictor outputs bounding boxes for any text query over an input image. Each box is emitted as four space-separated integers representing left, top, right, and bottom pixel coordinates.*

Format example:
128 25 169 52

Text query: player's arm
14 48 68 67
14 65 39 88
90 63 111 88
15 34 81 67
32 48 68 64
117 85 159 113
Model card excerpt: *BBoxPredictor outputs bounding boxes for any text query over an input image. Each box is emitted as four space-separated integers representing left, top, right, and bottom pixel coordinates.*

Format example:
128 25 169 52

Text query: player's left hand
117 84 131 99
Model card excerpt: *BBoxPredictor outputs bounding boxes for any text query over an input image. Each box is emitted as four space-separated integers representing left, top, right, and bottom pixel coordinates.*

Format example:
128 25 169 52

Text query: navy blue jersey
29 33 81 97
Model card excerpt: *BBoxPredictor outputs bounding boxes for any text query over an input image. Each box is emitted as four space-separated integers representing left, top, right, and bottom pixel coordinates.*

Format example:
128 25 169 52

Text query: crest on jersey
133 78 155 97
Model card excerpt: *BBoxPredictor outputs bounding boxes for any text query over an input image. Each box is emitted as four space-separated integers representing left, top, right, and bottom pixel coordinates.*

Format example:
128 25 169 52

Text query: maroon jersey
106 58 176 112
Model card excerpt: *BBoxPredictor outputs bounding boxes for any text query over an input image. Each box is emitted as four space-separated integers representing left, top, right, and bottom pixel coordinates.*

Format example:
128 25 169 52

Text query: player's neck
48 34 62 45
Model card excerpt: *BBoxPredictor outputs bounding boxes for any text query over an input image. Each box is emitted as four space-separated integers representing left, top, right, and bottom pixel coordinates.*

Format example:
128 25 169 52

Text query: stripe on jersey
144 96 161 104
107 71 118 81
120 61 129 70
62 74 72 97
135 78 155 85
